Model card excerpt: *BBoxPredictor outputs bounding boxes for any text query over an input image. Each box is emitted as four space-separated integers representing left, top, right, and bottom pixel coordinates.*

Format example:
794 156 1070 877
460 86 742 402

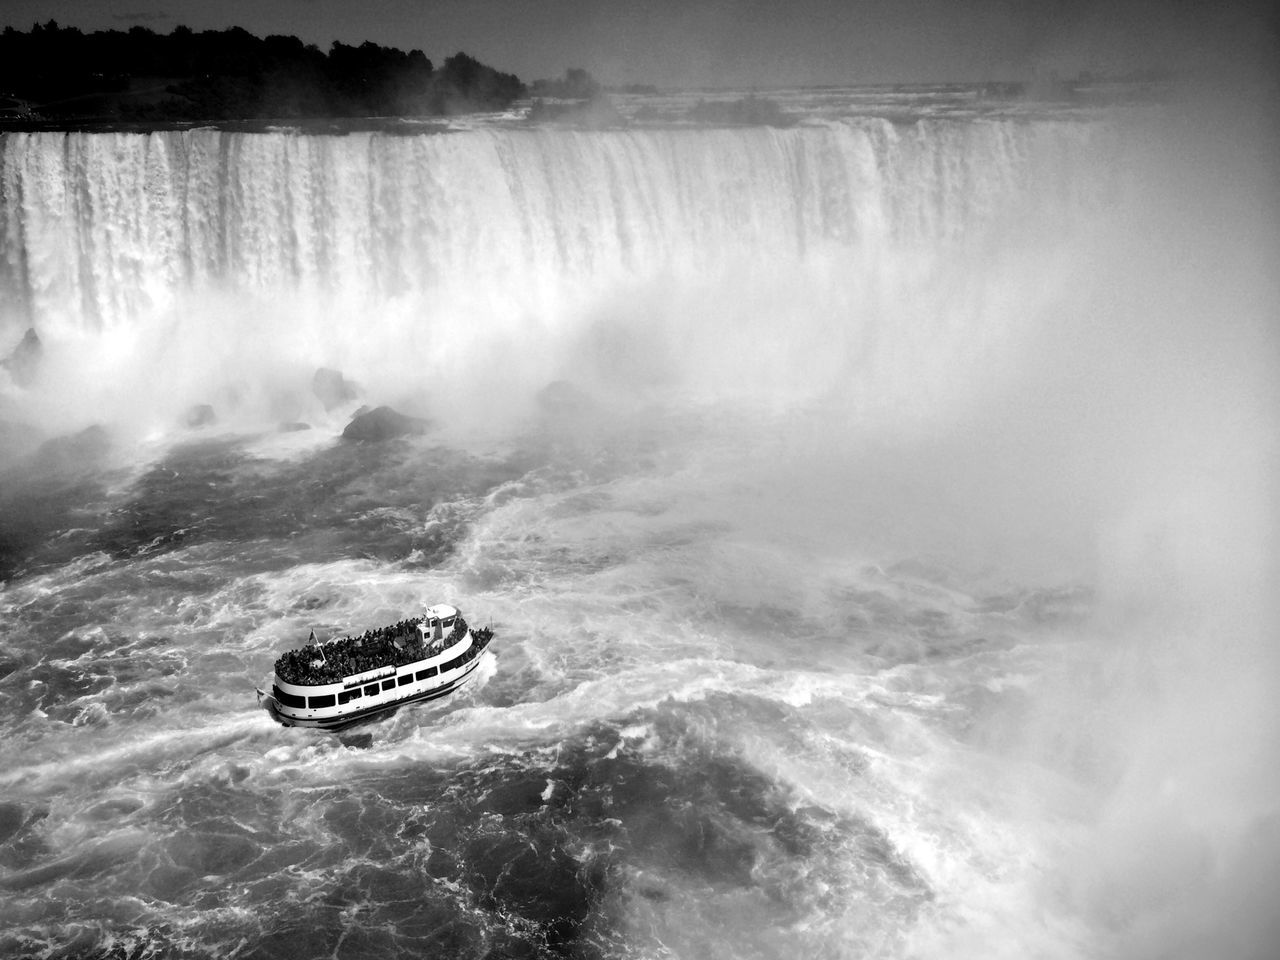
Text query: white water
1 93 1277 959
1 119 1112 437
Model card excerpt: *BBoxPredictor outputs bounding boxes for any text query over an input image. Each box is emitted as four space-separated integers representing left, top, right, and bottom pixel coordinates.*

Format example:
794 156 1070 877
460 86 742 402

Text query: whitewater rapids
0 88 1277 959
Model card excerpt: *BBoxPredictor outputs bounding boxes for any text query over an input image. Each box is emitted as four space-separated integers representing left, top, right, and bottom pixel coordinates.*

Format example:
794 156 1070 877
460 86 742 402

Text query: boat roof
424 603 458 619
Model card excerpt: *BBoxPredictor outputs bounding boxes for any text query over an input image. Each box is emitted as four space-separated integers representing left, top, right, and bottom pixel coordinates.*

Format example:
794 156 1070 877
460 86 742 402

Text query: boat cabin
417 603 459 644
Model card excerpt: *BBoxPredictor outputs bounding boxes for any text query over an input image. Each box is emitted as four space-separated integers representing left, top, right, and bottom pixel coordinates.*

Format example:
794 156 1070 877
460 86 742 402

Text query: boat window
273 686 306 709
309 694 336 709
338 689 362 705
381 679 395 691
443 655 464 672
416 666 438 680
365 684 379 696
442 617 454 628
398 674 413 686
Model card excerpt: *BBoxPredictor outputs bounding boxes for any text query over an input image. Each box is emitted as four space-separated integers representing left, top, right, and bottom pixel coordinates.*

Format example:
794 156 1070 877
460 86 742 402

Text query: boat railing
274 615 472 687
341 665 398 689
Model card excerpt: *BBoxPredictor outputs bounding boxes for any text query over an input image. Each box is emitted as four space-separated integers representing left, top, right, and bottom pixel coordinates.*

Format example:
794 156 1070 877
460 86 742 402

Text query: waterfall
0 121 1112 335
0 100 1277 960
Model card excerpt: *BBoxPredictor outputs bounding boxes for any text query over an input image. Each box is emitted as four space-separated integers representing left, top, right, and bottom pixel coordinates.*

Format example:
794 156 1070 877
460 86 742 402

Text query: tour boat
258 604 494 730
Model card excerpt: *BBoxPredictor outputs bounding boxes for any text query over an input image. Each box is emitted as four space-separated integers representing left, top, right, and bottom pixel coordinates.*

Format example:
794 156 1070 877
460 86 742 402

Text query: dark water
0 416 1093 960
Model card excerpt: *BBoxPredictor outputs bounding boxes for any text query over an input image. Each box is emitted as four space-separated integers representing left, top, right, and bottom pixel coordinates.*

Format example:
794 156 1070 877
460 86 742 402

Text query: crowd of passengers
274 615 469 686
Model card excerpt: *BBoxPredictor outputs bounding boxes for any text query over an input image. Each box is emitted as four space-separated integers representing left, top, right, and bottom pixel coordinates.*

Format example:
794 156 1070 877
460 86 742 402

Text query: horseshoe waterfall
1 94 1277 960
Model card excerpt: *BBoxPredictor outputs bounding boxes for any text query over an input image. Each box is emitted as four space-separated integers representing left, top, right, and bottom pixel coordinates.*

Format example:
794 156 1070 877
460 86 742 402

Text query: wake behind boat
258 604 494 730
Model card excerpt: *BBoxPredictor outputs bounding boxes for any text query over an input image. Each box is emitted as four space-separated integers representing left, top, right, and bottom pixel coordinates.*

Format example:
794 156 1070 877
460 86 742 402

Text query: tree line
0 21 526 121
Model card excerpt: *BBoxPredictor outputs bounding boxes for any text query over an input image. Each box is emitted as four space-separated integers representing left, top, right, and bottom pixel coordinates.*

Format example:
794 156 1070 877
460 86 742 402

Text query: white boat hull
261 626 492 730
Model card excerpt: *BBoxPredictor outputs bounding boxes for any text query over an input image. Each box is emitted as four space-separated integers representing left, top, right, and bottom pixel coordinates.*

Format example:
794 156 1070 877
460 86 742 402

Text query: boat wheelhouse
259 603 494 730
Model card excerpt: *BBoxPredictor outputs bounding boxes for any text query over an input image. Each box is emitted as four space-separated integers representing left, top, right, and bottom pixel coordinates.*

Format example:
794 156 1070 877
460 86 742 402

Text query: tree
0 23 525 123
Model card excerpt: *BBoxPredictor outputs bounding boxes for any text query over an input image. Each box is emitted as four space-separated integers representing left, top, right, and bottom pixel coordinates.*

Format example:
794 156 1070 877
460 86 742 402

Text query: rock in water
32 424 111 474
0 420 42 460
184 404 217 428
2 328 42 387
341 405 430 441
536 380 595 417
312 368 359 411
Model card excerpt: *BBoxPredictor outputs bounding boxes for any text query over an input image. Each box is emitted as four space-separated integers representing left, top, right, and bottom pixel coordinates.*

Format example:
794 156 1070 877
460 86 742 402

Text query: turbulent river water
1 87 1277 959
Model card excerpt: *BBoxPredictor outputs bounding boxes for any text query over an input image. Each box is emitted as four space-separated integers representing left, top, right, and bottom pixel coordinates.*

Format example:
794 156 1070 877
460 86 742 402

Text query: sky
1 0 1275 88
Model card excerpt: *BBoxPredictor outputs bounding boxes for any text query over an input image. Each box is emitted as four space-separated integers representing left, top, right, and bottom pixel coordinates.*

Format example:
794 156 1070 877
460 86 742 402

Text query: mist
1 82 1278 956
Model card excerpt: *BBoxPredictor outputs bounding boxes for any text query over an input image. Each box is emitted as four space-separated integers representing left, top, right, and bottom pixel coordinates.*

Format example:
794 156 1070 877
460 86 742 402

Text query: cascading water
0 93 1276 960
1 121 1103 324
1 120 1111 432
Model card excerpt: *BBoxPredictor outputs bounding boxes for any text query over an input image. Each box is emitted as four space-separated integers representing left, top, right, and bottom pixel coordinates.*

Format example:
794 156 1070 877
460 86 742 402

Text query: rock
341 405 430 442
312 367 359 411
32 424 110 473
1 328 42 387
0 419 42 460
537 380 595 417
184 404 216 428
278 421 311 433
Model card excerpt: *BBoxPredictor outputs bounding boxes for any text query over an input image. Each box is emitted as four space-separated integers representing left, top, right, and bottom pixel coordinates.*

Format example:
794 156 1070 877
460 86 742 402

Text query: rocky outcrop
31 424 110 474
0 420 42 460
341 405 429 441
184 404 217 428
312 368 359 411
1 328 42 387
536 380 595 417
